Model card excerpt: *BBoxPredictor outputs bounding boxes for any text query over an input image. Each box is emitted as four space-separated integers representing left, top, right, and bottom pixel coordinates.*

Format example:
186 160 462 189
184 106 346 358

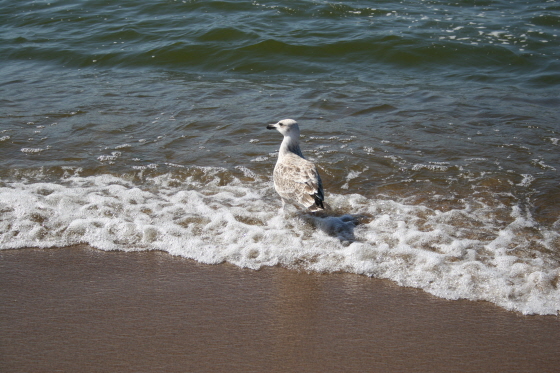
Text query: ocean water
1 0 559 315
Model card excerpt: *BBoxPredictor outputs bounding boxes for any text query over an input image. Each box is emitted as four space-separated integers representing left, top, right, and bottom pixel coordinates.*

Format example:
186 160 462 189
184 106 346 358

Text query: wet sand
1 245 559 372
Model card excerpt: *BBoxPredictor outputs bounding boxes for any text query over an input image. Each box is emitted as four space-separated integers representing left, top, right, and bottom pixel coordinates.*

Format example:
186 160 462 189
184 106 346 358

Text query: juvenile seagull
266 119 325 212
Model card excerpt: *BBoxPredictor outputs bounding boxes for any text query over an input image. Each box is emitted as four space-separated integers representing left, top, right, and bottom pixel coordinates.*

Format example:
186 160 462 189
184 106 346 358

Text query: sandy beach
1 245 558 372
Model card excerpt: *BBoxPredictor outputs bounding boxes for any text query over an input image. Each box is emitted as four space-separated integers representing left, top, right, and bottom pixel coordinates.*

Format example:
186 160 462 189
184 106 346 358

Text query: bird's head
266 119 300 138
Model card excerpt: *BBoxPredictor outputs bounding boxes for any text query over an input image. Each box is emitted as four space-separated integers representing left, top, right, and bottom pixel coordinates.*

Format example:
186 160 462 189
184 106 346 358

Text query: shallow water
1 0 559 315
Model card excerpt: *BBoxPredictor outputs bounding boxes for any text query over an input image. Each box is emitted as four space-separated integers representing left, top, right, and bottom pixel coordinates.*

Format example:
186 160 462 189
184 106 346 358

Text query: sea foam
0 169 558 315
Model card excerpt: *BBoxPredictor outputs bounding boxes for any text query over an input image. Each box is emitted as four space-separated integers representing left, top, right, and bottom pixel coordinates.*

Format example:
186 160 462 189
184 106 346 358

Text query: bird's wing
274 155 324 209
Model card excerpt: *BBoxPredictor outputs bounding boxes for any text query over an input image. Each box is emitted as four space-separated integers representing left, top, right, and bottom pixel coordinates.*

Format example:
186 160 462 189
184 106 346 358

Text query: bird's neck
279 135 304 158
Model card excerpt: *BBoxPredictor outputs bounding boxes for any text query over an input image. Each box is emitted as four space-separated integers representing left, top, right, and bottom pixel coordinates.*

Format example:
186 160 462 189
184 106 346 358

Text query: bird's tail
307 193 325 212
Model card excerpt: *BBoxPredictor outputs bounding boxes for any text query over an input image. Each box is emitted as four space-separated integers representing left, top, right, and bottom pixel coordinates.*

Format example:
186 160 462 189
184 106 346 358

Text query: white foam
411 163 450 172
97 152 122 162
517 174 535 187
0 170 558 315
115 144 132 149
21 148 45 154
341 169 366 190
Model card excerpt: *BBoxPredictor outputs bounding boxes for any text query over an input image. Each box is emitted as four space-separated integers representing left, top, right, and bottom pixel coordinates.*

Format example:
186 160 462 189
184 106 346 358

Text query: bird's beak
266 123 277 130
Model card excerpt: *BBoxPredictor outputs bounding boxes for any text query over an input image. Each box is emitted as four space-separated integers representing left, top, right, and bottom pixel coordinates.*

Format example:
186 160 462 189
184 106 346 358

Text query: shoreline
1 245 559 372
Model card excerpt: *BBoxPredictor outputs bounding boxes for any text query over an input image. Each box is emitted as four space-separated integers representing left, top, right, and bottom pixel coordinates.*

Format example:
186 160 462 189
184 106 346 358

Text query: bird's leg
279 199 286 216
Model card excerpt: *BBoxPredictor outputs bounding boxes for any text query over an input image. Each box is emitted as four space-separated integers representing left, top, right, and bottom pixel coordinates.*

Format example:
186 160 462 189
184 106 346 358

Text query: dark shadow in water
298 212 371 245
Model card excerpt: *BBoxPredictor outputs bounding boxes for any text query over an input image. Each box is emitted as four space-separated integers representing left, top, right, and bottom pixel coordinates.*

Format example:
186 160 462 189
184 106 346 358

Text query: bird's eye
278 122 283 126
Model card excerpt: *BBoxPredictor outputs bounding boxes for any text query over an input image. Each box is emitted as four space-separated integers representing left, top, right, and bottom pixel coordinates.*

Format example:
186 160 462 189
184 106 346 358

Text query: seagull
266 119 325 212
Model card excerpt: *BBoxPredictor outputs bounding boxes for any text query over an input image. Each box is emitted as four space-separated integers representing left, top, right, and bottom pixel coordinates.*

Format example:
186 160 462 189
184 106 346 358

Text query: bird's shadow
297 211 371 245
